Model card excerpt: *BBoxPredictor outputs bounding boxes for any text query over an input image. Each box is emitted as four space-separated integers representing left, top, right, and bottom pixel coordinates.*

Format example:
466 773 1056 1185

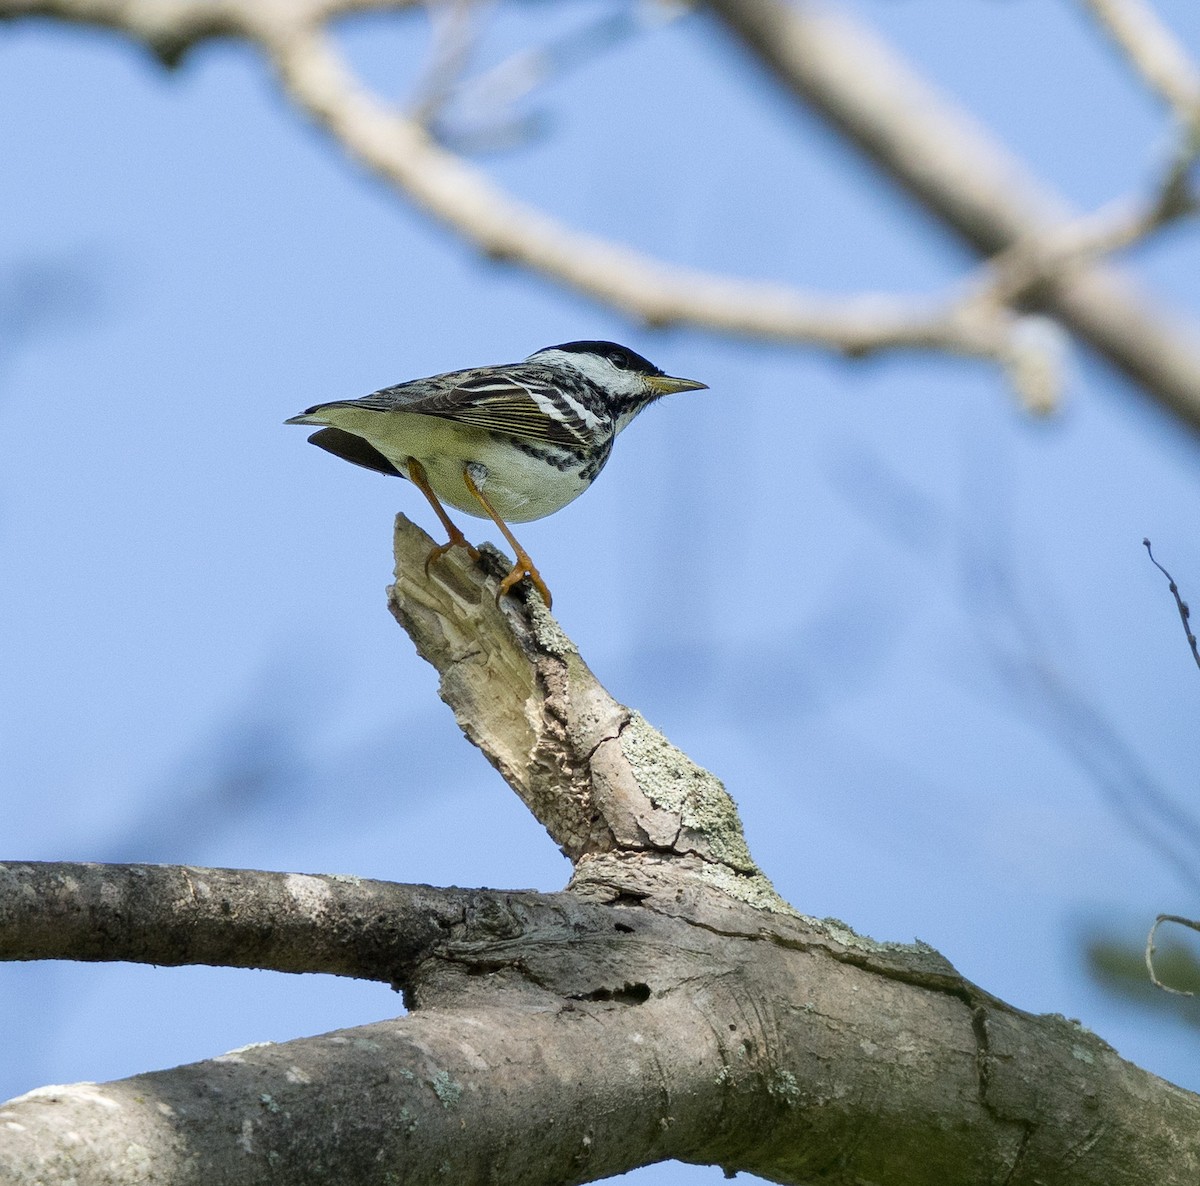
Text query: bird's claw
423 531 480 577
496 562 552 610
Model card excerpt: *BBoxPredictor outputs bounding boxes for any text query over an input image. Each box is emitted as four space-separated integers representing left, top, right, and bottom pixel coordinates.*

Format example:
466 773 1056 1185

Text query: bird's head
529 340 708 430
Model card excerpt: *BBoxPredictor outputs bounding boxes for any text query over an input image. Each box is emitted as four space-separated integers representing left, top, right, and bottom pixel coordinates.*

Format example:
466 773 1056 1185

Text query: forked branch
4 522 1200 1185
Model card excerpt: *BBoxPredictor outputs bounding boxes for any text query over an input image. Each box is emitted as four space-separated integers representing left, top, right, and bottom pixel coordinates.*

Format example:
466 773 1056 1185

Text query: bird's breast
432 441 592 523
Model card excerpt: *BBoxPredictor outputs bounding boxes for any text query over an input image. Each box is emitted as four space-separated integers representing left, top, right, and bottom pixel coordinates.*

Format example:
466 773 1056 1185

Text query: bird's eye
607 350 629 369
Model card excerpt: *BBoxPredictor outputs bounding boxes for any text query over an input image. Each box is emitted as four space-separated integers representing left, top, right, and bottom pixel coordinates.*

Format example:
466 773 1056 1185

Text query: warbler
286 340 707 608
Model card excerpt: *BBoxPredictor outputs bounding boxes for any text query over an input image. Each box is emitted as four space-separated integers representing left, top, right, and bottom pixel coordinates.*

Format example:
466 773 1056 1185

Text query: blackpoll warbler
286 341 707 608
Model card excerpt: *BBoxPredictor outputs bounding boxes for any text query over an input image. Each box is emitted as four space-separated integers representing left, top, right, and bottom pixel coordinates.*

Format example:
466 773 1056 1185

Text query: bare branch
420 2 669 150
271 23 1052 381
0 861 475 982
1082 0 1200 120
1143 538 1200 670
386 517 787 908
1080 0 1200 223
0 1000 752 1186
0 0 1073 408
8 0 1200 423
409 0 487 127
961 188 1195 313
4 881 1200 1185
707 0 1200 432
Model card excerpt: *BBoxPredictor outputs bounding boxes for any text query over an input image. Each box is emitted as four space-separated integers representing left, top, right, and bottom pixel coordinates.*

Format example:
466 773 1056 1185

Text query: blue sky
3 1 1200 1180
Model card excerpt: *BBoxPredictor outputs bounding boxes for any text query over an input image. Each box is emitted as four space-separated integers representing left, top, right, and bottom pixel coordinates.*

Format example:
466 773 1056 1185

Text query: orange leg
462 468 552 609
406 457 480 575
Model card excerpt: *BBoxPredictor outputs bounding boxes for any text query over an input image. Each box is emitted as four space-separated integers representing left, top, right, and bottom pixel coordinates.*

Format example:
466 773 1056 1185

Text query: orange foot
496 558 552 609
404 457 482 576
461 468 553 610
422 528 481 577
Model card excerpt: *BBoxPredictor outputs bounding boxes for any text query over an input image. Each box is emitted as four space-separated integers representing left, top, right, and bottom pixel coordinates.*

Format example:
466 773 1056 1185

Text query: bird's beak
646 374 709 395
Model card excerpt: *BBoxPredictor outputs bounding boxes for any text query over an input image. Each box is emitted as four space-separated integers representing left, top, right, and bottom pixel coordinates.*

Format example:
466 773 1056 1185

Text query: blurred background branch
5 0 1200 423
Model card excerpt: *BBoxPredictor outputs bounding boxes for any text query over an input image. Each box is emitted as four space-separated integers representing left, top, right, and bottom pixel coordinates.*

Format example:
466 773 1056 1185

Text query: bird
285 340 708 609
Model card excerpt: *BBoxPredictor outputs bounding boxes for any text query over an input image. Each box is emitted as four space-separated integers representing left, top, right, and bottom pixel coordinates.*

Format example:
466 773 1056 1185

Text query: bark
3 517 1200 1185
3 854 1199 1185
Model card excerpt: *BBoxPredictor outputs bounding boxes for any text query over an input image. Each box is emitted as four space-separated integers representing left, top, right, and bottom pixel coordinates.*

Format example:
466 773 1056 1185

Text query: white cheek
531 349 641 397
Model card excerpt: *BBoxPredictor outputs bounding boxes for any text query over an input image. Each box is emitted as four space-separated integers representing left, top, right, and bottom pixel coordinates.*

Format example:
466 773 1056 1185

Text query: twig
428 2 681 152
961 189 1196 317
410 0 488 127
1080 0 1200 220
1143 538 1200 670
1145 912 1200 995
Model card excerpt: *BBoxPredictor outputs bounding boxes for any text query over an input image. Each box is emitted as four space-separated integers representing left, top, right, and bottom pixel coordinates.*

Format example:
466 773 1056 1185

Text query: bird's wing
354 367 592 449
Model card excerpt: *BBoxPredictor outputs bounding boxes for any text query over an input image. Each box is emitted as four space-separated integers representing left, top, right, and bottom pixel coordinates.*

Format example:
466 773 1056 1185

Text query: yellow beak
646 374 709 395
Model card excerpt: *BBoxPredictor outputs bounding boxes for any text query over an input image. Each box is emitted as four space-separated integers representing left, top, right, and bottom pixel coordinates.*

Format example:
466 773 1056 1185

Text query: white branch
1081 0 1200 216
1082 0 1200 119
8 0 1200 421
270 25 1043 363
0 0 1071 410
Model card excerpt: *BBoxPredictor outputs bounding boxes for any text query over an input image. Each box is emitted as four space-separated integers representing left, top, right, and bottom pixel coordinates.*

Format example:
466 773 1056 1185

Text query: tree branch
706 0 1200 431
4 6 1200 1179
0 0 1071 411
386 517 784 908
7 0 1200 423
4 520 1200 1183
3 874 1199 1185
269 22 1054 386
0 861 475 983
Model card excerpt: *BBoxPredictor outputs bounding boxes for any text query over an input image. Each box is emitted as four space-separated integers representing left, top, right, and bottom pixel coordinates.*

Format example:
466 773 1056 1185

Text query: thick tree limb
3 862 1199 1185
4 520 1200 1183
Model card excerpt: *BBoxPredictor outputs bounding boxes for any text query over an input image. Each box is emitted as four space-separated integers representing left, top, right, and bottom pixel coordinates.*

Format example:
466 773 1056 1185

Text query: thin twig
1143 538 1200 670
429 2 682 152
961 190 1196 316
1145 913 1200 995
410 0 488 126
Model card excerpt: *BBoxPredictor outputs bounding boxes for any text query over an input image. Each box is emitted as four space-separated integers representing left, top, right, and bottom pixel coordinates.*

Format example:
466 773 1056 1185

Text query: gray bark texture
2 517 1199 1185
